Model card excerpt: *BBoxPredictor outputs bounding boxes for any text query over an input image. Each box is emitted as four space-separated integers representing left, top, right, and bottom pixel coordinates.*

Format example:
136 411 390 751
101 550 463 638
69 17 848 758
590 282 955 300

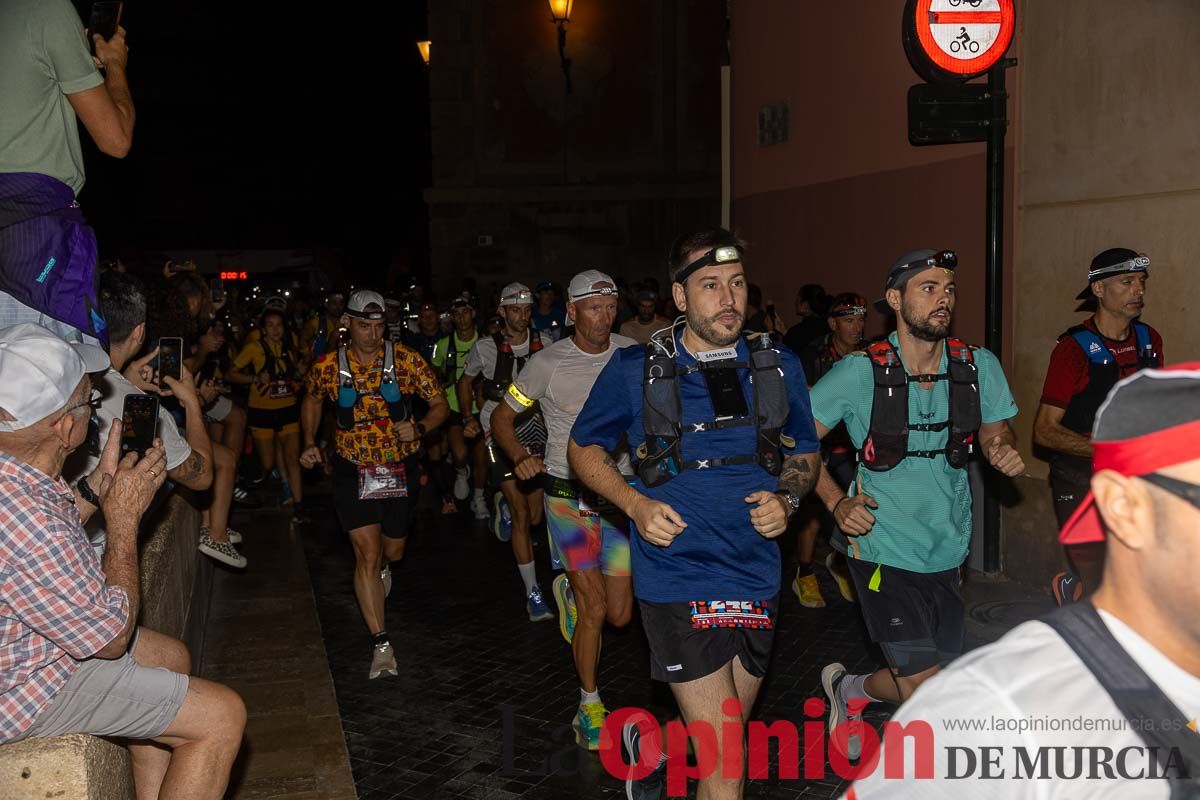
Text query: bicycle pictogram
947 0 984 7
949 26 981 53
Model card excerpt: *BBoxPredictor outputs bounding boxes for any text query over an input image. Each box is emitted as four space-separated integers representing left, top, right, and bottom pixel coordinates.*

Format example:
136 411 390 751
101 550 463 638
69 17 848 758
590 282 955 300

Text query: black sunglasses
1139 473 1200 512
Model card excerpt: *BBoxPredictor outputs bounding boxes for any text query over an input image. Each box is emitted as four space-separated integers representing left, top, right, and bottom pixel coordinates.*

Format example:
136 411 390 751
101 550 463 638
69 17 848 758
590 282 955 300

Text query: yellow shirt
306 342 443 465
232 339 300 410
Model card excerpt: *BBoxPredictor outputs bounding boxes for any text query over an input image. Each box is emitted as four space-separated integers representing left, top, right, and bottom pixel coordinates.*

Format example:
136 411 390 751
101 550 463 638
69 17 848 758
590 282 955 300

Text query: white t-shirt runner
504 334 636 480
848 609 1200 799
463 332 540 433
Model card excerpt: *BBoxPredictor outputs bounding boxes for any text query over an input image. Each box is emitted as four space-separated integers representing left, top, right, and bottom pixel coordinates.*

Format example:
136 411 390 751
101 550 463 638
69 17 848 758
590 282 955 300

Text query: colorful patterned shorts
543 477 630 576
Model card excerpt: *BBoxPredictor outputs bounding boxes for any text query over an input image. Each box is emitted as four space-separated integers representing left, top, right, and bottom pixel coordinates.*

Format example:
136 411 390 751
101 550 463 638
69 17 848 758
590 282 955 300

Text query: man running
431 299 487 517
460 282 552 621
301 290 448 679
571 229 821 798
491 270 637 750
809 249 1023 761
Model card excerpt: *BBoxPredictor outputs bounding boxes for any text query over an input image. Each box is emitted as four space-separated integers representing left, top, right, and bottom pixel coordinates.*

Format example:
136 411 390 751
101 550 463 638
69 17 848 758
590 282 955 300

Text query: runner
300 290 448 679
459 282 552 621
431 299 487 517
490 269 637 750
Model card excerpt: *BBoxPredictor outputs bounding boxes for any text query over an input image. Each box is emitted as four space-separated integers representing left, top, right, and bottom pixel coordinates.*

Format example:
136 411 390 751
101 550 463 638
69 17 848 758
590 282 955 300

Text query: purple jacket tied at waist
0 173 106 343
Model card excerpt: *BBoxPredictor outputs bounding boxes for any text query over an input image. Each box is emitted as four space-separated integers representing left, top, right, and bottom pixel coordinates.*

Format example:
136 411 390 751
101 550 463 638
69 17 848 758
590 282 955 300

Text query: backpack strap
1042 603 1200 794
1133 321 1161 370
1071 327 1116 366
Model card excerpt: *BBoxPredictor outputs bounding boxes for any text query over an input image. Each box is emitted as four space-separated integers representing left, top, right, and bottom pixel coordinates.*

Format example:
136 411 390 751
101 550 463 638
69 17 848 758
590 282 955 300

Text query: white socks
518 561 537 596
842 673 876 705
580 687 601 707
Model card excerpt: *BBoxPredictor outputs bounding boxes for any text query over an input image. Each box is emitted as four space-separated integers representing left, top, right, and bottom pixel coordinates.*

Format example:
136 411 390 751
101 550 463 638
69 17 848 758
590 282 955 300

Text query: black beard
901 304 950 342
688 308 744 347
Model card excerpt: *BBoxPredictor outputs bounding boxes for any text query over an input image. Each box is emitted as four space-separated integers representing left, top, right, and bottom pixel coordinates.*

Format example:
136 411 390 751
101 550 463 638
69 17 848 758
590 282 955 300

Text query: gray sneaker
369 642 398 680
623 718 665 800
198 533 247 569
821 662 862 761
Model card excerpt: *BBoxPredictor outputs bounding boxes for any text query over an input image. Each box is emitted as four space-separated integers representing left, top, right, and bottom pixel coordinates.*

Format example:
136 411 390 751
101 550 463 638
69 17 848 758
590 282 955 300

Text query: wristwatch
75 476 101 507
414 421 427 437
776 490 802 518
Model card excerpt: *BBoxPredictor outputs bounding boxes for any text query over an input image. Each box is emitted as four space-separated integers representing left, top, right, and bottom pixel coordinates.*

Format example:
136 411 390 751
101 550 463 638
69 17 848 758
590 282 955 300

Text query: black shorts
485 435 544 490
639 597 778 684
1049 455 1092 528
246 403 299 433
845 559 963 677
332 455 419 539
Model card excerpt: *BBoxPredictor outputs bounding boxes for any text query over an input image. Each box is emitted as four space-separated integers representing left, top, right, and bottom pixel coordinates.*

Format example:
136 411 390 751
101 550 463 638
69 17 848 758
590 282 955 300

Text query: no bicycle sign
903 0 1016 83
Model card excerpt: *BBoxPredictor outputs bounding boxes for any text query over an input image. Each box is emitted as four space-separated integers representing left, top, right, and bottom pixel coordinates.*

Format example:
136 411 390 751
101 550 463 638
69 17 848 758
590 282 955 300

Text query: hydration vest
482 332 543 402
1059 321 1159 435
859 337 981 472
636 331 790 488
437 333 472 389
335 344 412 431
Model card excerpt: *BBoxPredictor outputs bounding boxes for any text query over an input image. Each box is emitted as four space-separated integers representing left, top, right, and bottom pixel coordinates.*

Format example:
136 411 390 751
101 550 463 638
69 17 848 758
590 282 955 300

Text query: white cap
568 269 617 302
347 290 387 320
498 282 533 308
0 324 109 432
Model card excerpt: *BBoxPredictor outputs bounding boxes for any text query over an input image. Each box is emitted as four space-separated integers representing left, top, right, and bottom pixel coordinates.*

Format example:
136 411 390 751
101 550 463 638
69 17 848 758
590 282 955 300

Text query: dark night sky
72 0 431 281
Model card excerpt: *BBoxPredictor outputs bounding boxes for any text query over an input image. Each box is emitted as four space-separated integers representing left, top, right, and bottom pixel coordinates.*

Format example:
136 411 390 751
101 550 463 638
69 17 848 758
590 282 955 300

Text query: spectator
0 323 245 799
229 307 307 518
618 289 669 344
783 283 829 354
849 363 1200 797
532 281 567 342
0 0 135 343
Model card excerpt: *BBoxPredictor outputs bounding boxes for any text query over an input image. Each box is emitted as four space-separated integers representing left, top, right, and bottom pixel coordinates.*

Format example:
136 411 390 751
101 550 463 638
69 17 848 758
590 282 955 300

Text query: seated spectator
229 307 306 518
849 364 1200 797
618 289 669 344
0 323 244 799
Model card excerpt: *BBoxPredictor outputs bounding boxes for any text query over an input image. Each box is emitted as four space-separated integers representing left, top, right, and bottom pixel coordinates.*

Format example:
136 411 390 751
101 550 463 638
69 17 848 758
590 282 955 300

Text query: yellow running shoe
574 701 608 750
825 552 858 603
792 572 826 608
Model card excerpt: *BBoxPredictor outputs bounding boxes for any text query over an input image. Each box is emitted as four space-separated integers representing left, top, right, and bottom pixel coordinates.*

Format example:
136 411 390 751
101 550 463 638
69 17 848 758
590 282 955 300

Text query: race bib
269 380 294 399
357 462 408 500
688 600 773 630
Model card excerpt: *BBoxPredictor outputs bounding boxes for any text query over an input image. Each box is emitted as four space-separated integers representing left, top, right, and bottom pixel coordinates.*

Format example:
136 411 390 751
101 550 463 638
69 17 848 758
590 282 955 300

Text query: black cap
1075 248 1150 301
873 248 957 313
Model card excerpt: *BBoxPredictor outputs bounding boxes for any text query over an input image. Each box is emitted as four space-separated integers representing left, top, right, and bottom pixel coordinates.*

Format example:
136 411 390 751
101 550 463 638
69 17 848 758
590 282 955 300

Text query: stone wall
0 494 210 800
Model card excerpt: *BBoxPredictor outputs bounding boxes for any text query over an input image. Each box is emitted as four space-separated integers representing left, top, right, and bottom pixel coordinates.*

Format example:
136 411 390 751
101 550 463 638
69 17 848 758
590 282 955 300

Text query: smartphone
210 278 225 304
702 368 750 419
88 2 122 55
158 337 183 383
121 395 159 457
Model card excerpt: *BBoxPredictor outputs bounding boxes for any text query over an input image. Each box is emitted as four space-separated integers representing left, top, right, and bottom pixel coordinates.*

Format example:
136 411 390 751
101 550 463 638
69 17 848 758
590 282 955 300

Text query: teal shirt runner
808 333 1018 573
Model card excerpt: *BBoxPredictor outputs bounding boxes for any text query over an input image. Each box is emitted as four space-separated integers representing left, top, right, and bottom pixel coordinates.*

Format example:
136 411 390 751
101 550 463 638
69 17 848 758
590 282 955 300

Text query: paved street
298 485 979 800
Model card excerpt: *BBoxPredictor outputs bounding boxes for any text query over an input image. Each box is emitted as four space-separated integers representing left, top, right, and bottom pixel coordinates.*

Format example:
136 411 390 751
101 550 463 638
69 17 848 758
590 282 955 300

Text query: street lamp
416 40 431 66
548 0 573 94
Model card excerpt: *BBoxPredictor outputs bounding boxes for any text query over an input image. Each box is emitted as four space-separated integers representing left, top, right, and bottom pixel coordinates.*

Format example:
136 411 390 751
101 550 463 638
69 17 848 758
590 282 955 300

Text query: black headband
675 245 742 285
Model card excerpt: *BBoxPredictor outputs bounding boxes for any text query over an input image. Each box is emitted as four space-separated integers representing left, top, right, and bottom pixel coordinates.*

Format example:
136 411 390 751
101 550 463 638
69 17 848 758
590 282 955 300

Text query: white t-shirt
849 610 1200 799
505 334 636 479
463 333 538 433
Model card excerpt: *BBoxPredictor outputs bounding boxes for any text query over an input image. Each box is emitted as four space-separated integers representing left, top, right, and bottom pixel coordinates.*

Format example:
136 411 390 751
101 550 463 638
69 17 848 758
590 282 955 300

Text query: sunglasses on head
1139 473 1200 512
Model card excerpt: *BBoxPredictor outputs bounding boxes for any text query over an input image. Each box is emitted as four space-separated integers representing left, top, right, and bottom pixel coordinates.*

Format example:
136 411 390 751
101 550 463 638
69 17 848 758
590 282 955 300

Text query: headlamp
888 249 958 288
1088 254 1150 281
500 289 533 306
571 285 618 301
675 245 743 285
831 305 866 318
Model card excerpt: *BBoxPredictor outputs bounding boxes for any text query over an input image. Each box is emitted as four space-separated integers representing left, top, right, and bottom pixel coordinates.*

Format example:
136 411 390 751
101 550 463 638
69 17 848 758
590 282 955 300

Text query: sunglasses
890 250 957 287
1140 473 1200 512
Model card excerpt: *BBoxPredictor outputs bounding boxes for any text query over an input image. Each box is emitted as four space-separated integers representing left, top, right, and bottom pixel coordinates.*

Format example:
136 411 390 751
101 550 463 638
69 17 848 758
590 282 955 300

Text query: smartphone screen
158 338 183 383
88 2 122 54
121 395 159 457
702 367 750 420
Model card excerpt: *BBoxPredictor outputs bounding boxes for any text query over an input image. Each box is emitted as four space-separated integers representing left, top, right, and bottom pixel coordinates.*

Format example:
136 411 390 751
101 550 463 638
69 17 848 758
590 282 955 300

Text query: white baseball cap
347 290 387 320
0 324 110 432
568 269 617 302
498 282 533 308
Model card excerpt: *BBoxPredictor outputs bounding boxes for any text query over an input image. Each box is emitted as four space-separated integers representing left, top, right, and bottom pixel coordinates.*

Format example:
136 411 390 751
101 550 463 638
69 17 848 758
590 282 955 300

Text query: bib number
358 463 408 500
269 380 294 399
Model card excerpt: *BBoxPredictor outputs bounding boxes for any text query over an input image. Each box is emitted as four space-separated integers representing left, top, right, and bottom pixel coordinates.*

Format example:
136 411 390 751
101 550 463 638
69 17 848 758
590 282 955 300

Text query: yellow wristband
507 382 535 409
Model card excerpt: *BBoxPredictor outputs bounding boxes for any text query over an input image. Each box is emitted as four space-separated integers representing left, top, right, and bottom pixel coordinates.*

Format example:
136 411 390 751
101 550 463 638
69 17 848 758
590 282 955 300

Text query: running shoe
231 485 263 509
792 572 826 608
527 585 555 622
200 526 242 545
1052 571 1082 606
492 492 513 542
553 574 577 643
825 552 858 603
622 717 666 800
470 493 490 521
369 641 398 680
198 533 247 569
821 662 862 761
381 564 392 598
453 466 470 500
573 701 608 751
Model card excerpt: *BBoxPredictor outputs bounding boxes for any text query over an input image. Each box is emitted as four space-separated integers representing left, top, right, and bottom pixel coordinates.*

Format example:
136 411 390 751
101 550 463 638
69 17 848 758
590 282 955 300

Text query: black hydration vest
482 332 543 402
438 333 472 389
1059 322 1159 436
637 331 791 488
334 344 411 431
859 337 981 472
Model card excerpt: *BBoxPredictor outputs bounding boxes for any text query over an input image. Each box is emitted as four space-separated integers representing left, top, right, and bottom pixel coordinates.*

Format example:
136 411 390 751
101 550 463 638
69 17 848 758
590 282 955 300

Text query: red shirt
1040 318 1164 411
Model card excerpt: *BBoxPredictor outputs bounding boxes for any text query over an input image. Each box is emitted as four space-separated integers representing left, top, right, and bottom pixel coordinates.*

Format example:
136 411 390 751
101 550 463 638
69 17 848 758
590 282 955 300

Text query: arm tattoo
174 450 205 482
777 453 818 498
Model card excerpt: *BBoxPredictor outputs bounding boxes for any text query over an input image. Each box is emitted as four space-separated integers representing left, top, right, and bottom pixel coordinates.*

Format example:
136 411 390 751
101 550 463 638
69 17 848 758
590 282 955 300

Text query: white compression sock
472 487 484 501
518 561 537 596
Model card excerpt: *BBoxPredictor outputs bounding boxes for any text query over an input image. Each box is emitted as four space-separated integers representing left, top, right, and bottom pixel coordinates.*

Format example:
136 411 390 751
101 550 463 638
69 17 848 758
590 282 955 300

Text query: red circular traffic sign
905 0 1015 83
